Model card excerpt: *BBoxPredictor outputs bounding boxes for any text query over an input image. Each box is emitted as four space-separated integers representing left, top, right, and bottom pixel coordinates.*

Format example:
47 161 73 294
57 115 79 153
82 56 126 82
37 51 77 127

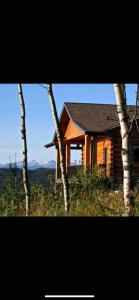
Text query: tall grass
0 165 139 216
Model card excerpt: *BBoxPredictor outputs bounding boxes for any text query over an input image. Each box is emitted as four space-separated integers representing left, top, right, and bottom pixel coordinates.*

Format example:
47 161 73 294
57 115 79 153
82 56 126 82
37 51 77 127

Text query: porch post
91 137 97 171
83 135 91 173
66 143 70 175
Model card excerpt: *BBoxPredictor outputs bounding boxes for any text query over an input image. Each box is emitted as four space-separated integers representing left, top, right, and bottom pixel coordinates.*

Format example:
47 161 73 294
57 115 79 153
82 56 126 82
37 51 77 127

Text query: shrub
69 165 113 201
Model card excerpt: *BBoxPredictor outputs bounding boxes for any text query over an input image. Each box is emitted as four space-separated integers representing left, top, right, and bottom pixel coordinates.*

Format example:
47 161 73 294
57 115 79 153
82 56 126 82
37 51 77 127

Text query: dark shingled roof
44 102 139 148
64 102 139 133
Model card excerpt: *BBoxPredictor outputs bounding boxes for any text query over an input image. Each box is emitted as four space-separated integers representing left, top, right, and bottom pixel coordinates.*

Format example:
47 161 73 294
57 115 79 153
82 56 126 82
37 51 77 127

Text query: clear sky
0 84 137 163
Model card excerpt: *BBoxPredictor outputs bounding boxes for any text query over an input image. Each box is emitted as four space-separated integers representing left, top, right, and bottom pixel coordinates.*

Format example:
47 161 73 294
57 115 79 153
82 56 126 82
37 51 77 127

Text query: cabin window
132 146 139 163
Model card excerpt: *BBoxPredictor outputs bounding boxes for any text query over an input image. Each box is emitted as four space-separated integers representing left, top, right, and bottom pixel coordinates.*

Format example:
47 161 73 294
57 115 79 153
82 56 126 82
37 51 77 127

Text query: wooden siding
96 136 113 176
112 121 139 179
81 135 113 175
64 120 84 140
112 129 122 178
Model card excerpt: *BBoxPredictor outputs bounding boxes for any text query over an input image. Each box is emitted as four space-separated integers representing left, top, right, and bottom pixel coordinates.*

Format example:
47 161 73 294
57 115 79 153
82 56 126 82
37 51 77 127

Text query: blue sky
0 84 137 163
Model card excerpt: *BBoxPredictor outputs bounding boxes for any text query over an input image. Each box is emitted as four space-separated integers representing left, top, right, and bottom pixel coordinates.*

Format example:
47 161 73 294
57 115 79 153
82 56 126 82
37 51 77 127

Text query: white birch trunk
114 84 132 216
18 84 30 216
47 84 70 212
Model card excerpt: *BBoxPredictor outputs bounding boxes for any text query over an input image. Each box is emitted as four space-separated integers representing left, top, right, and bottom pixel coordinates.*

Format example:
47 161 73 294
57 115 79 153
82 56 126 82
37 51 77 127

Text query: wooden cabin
45 103 139 183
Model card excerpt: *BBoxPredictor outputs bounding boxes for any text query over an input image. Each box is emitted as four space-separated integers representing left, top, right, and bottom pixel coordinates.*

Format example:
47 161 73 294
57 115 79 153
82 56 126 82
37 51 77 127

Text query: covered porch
45 133 113 184
55 134 97 181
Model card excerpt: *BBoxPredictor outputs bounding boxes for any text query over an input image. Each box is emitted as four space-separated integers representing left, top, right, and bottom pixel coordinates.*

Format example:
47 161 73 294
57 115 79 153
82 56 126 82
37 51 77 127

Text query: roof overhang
44 142 55 148
44 103 85 149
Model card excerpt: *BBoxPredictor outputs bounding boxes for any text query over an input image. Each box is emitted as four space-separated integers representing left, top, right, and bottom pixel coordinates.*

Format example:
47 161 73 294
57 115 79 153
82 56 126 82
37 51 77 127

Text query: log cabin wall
111 121 139 181
81 135 113 175
96 136 113 176
112 128 122 180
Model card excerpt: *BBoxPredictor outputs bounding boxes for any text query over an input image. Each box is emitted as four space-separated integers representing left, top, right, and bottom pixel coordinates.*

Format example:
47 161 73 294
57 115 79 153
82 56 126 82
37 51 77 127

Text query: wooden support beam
83 135 91 173
91 137 97 171
70 147 82 150
70 146 82 150
65 139 84 145
81 144 84 165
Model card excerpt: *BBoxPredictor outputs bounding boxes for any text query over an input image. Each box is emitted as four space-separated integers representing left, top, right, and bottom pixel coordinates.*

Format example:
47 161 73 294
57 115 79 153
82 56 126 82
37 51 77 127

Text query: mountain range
0 160 79 170
0 160 56 170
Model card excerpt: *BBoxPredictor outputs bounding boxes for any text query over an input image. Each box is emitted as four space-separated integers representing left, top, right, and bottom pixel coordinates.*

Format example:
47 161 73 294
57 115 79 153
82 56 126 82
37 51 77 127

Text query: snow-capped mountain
0 159 81 170
0 160 56 170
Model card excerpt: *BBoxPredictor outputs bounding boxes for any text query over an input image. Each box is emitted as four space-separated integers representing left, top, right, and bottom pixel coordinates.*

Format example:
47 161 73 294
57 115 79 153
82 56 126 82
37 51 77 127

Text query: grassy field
0 165 139 216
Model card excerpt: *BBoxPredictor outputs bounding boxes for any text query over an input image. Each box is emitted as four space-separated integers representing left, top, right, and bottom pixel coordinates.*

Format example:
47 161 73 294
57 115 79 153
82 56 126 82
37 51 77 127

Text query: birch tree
114 84 132 216
47 84 70 212
18 84 30 216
